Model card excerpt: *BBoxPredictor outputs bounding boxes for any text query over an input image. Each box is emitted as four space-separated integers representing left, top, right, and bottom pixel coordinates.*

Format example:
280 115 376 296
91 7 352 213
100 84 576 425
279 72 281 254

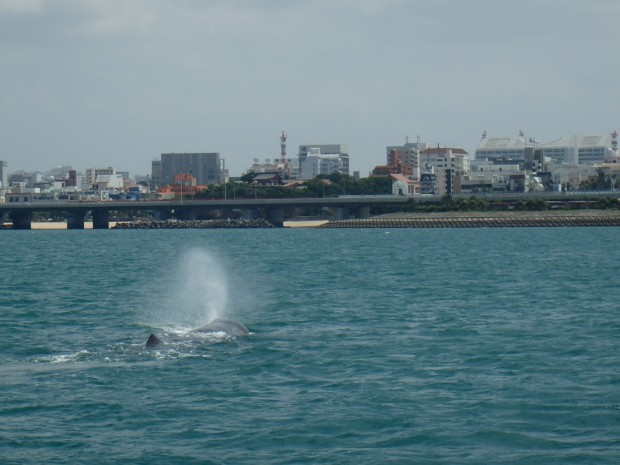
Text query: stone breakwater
320 215 620 228
113 218 274 229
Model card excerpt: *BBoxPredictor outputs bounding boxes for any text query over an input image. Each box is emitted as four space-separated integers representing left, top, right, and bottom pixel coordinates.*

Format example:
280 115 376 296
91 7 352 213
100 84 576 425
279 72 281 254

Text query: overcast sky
1 0 618 177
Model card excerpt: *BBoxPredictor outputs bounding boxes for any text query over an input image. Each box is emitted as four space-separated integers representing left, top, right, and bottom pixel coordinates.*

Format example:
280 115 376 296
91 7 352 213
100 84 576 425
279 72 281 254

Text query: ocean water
0 227 619 464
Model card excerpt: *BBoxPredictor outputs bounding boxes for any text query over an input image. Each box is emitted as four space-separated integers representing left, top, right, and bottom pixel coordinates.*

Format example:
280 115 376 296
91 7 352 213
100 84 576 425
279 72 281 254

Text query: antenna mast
280 130 287 163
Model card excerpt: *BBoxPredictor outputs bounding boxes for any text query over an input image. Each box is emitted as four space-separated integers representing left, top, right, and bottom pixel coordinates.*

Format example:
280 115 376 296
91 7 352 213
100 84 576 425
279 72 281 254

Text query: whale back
194 319 249 336
145 319 249 348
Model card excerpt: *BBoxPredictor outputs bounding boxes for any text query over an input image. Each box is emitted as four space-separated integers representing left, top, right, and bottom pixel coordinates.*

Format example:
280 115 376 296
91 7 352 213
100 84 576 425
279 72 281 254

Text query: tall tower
612 131 618 154
0 160 8 189
280 130 287 163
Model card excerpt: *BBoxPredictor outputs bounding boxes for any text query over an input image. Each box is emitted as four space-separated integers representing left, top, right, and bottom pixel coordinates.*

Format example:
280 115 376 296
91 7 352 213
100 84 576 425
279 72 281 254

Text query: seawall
320 211 620 228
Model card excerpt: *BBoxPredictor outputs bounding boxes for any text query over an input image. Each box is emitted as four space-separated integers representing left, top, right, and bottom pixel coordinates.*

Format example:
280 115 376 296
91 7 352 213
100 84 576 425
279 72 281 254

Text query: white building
85 167 116 189
298 144 349 179
419 148 470 195
476 131 618 166
391 174 420 196
248 157 299 179
47 165 73 181
462 160 524 193
544 161 598 190
298 149 321 179
93 174 124 192
319 154 342 176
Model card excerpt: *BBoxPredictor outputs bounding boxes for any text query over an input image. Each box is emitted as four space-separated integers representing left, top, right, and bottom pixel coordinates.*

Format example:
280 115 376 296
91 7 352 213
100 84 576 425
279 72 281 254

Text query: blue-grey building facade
159 152 221 187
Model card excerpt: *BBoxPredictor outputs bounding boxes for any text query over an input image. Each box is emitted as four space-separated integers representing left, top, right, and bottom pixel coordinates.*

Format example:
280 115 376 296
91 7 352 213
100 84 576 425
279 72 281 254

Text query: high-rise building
151 160 161 188
84 167 117 190
160 153 221 187
419 147 470 196
67 170 77 187
298 144 349 179
386 138 427 180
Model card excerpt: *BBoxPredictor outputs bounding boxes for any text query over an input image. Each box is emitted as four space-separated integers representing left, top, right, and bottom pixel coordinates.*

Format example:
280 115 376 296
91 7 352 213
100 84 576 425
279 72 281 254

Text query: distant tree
597 197 620 209
525 198 547 211
467 196 489 211
240 171 257 184
356 177 392 195
304 178 337 197
405 198 417 212
579 169 608 191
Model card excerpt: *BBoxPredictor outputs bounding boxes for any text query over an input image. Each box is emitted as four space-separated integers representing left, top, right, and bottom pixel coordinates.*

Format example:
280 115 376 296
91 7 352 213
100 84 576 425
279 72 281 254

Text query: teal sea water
1 227 619 464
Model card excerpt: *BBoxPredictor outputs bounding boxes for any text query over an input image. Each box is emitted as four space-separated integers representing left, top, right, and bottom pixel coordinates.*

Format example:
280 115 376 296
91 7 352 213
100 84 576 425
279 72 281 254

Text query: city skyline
2 127 618 181
1 1 618 177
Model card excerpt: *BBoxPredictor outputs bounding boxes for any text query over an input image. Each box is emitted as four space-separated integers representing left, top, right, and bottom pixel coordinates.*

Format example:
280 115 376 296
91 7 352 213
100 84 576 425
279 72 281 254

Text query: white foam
34 350 90 364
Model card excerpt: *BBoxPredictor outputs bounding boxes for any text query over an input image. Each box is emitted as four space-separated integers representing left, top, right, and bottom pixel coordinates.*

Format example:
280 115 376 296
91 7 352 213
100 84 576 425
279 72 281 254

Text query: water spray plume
156 247 229 331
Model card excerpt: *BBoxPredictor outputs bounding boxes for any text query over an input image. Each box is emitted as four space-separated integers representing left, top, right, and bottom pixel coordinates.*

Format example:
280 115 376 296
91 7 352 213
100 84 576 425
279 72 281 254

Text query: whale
145 319 249 348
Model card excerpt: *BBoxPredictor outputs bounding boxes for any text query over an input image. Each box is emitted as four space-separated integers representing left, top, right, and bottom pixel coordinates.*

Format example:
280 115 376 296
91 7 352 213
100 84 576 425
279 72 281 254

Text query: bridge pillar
266 208 284 227
152 209 172 221
67 211 86 229
175 208 196 221
219 208 241 220
10 211 33 230
356 206 371 219
241 208 259 220
92 210 110 229
335 207 351 220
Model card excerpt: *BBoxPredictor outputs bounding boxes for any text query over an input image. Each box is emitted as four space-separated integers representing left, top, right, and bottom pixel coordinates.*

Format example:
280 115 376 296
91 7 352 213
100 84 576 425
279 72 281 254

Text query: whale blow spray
157 247 229 331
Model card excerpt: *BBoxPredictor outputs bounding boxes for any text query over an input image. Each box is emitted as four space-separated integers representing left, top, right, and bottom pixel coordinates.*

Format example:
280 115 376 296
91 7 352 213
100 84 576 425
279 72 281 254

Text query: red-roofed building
158 173 207 198
371 148 414 177
390 174 420 196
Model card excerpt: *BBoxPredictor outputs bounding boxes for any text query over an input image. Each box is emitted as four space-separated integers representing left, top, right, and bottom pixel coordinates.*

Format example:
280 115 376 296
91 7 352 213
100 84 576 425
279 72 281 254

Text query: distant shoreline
3 210 620 229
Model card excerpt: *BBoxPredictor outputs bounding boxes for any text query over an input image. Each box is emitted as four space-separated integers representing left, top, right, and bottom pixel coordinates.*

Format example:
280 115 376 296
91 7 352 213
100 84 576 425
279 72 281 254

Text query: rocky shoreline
113 218 274 229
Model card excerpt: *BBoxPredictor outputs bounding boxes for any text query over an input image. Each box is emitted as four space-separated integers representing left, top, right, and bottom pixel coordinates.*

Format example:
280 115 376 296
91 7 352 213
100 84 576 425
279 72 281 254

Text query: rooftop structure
251 172 284 186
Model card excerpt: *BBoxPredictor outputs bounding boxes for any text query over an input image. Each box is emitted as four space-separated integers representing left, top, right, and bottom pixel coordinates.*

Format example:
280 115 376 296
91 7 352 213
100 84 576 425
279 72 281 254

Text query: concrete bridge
0 196 396 229
0 192 617 229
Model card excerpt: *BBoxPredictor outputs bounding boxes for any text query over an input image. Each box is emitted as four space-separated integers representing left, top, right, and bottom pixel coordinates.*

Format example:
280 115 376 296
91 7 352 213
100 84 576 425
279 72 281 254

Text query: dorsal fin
145 333 164 348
